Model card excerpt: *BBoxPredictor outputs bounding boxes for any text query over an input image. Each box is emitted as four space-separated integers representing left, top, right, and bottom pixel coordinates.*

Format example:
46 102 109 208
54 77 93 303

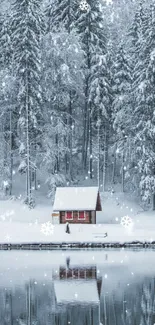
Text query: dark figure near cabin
66 222 70 234
66 257 70 268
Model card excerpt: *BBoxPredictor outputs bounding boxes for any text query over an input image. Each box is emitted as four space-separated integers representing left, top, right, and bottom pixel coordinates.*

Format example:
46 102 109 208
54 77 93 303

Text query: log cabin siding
60 211 91 224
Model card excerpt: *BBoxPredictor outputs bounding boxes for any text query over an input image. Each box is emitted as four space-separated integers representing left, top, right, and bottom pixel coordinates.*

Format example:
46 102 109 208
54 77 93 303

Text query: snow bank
0 192 154 245
0 221 154 245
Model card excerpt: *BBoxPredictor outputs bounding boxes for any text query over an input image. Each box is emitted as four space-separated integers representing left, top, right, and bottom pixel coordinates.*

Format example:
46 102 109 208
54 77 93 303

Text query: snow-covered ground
0 191 154 244
0 220 155 244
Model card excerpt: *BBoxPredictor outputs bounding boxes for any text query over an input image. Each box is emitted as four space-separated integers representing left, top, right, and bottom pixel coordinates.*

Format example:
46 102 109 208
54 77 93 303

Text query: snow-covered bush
1 179 11 196
46 173 66 201
23 196 35 209
18 160 27 174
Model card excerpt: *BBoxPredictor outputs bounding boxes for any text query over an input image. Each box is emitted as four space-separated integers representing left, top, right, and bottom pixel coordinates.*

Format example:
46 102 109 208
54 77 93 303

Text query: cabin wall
91 211 96 224
60 211 91 224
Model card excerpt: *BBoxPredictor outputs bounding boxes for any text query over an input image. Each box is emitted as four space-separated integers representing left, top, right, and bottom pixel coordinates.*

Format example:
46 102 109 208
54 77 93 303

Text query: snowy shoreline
0 241 155 250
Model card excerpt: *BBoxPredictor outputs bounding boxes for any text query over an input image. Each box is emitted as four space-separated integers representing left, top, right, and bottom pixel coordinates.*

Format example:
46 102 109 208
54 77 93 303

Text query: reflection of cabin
52 187 102 224
54 279 100 325
54 279 100 305
59 265 102 299
60 265 97 279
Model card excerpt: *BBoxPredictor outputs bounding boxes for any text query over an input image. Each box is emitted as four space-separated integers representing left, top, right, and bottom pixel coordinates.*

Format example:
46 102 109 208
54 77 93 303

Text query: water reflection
0 250 155 324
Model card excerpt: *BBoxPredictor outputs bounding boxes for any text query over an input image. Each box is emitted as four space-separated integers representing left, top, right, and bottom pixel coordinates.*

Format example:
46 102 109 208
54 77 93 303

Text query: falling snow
121 216 134 229
79 0 89 11
40 222 54 236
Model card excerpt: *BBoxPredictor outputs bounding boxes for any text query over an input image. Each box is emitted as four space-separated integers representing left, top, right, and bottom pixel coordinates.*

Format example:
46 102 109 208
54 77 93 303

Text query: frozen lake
0 249 155 324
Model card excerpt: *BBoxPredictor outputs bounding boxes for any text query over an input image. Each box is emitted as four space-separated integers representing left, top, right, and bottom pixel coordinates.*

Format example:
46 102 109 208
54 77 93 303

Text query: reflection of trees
0 279 100 325
54 304 99 325
1 277 155 325
3 291 13 325
15 281 38 325
140 279 155 325
100 277 155 325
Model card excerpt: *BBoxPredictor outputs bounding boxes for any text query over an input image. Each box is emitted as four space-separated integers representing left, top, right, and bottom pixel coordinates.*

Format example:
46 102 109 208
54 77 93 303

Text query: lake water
0 249 155 325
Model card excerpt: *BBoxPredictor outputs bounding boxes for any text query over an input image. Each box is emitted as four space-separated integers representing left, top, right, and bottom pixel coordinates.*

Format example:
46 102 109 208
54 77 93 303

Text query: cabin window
65 211 73 220
78 211 85 220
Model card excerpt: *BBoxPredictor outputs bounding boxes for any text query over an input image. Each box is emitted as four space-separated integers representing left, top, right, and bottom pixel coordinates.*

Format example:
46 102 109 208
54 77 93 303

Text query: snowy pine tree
0 13 16 196
45 0 84 181
45 0 77 33
136 4 155 208
11 0 44 207
127 2 155 207
112 45 132 192
42 28 84 193
124 3 146 195
89 52 110 190
76 0 108 179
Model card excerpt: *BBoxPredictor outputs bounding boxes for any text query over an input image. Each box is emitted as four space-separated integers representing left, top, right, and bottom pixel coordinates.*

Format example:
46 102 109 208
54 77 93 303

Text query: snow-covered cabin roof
53 187 101 211
54 280 99 304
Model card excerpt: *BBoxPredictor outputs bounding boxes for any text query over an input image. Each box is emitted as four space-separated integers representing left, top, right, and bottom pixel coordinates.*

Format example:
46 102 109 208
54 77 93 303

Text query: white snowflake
79 0 89 11
5 234 11 242
6 211 11 217
121 216 133 229
41 222 54 236
0 214 5 221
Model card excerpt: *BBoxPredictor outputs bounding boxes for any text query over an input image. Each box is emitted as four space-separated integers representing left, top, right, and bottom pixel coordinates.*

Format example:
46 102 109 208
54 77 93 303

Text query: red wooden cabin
52 187 102 224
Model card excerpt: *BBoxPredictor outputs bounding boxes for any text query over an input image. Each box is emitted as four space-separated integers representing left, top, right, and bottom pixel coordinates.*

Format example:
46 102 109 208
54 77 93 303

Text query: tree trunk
82 11 91 176
33 130 37 190
97 121 100 188
103 126 108 191
84 102 89 172
64 115 68 175
55 132 59 173
68 91 73 179
82 83 89 174
89 111 93 179
9 110 13 195
122 145 125 193
152 194 155 210
26 70 32 206
112 143 117 184
67 1 73 179
82 103 87 174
